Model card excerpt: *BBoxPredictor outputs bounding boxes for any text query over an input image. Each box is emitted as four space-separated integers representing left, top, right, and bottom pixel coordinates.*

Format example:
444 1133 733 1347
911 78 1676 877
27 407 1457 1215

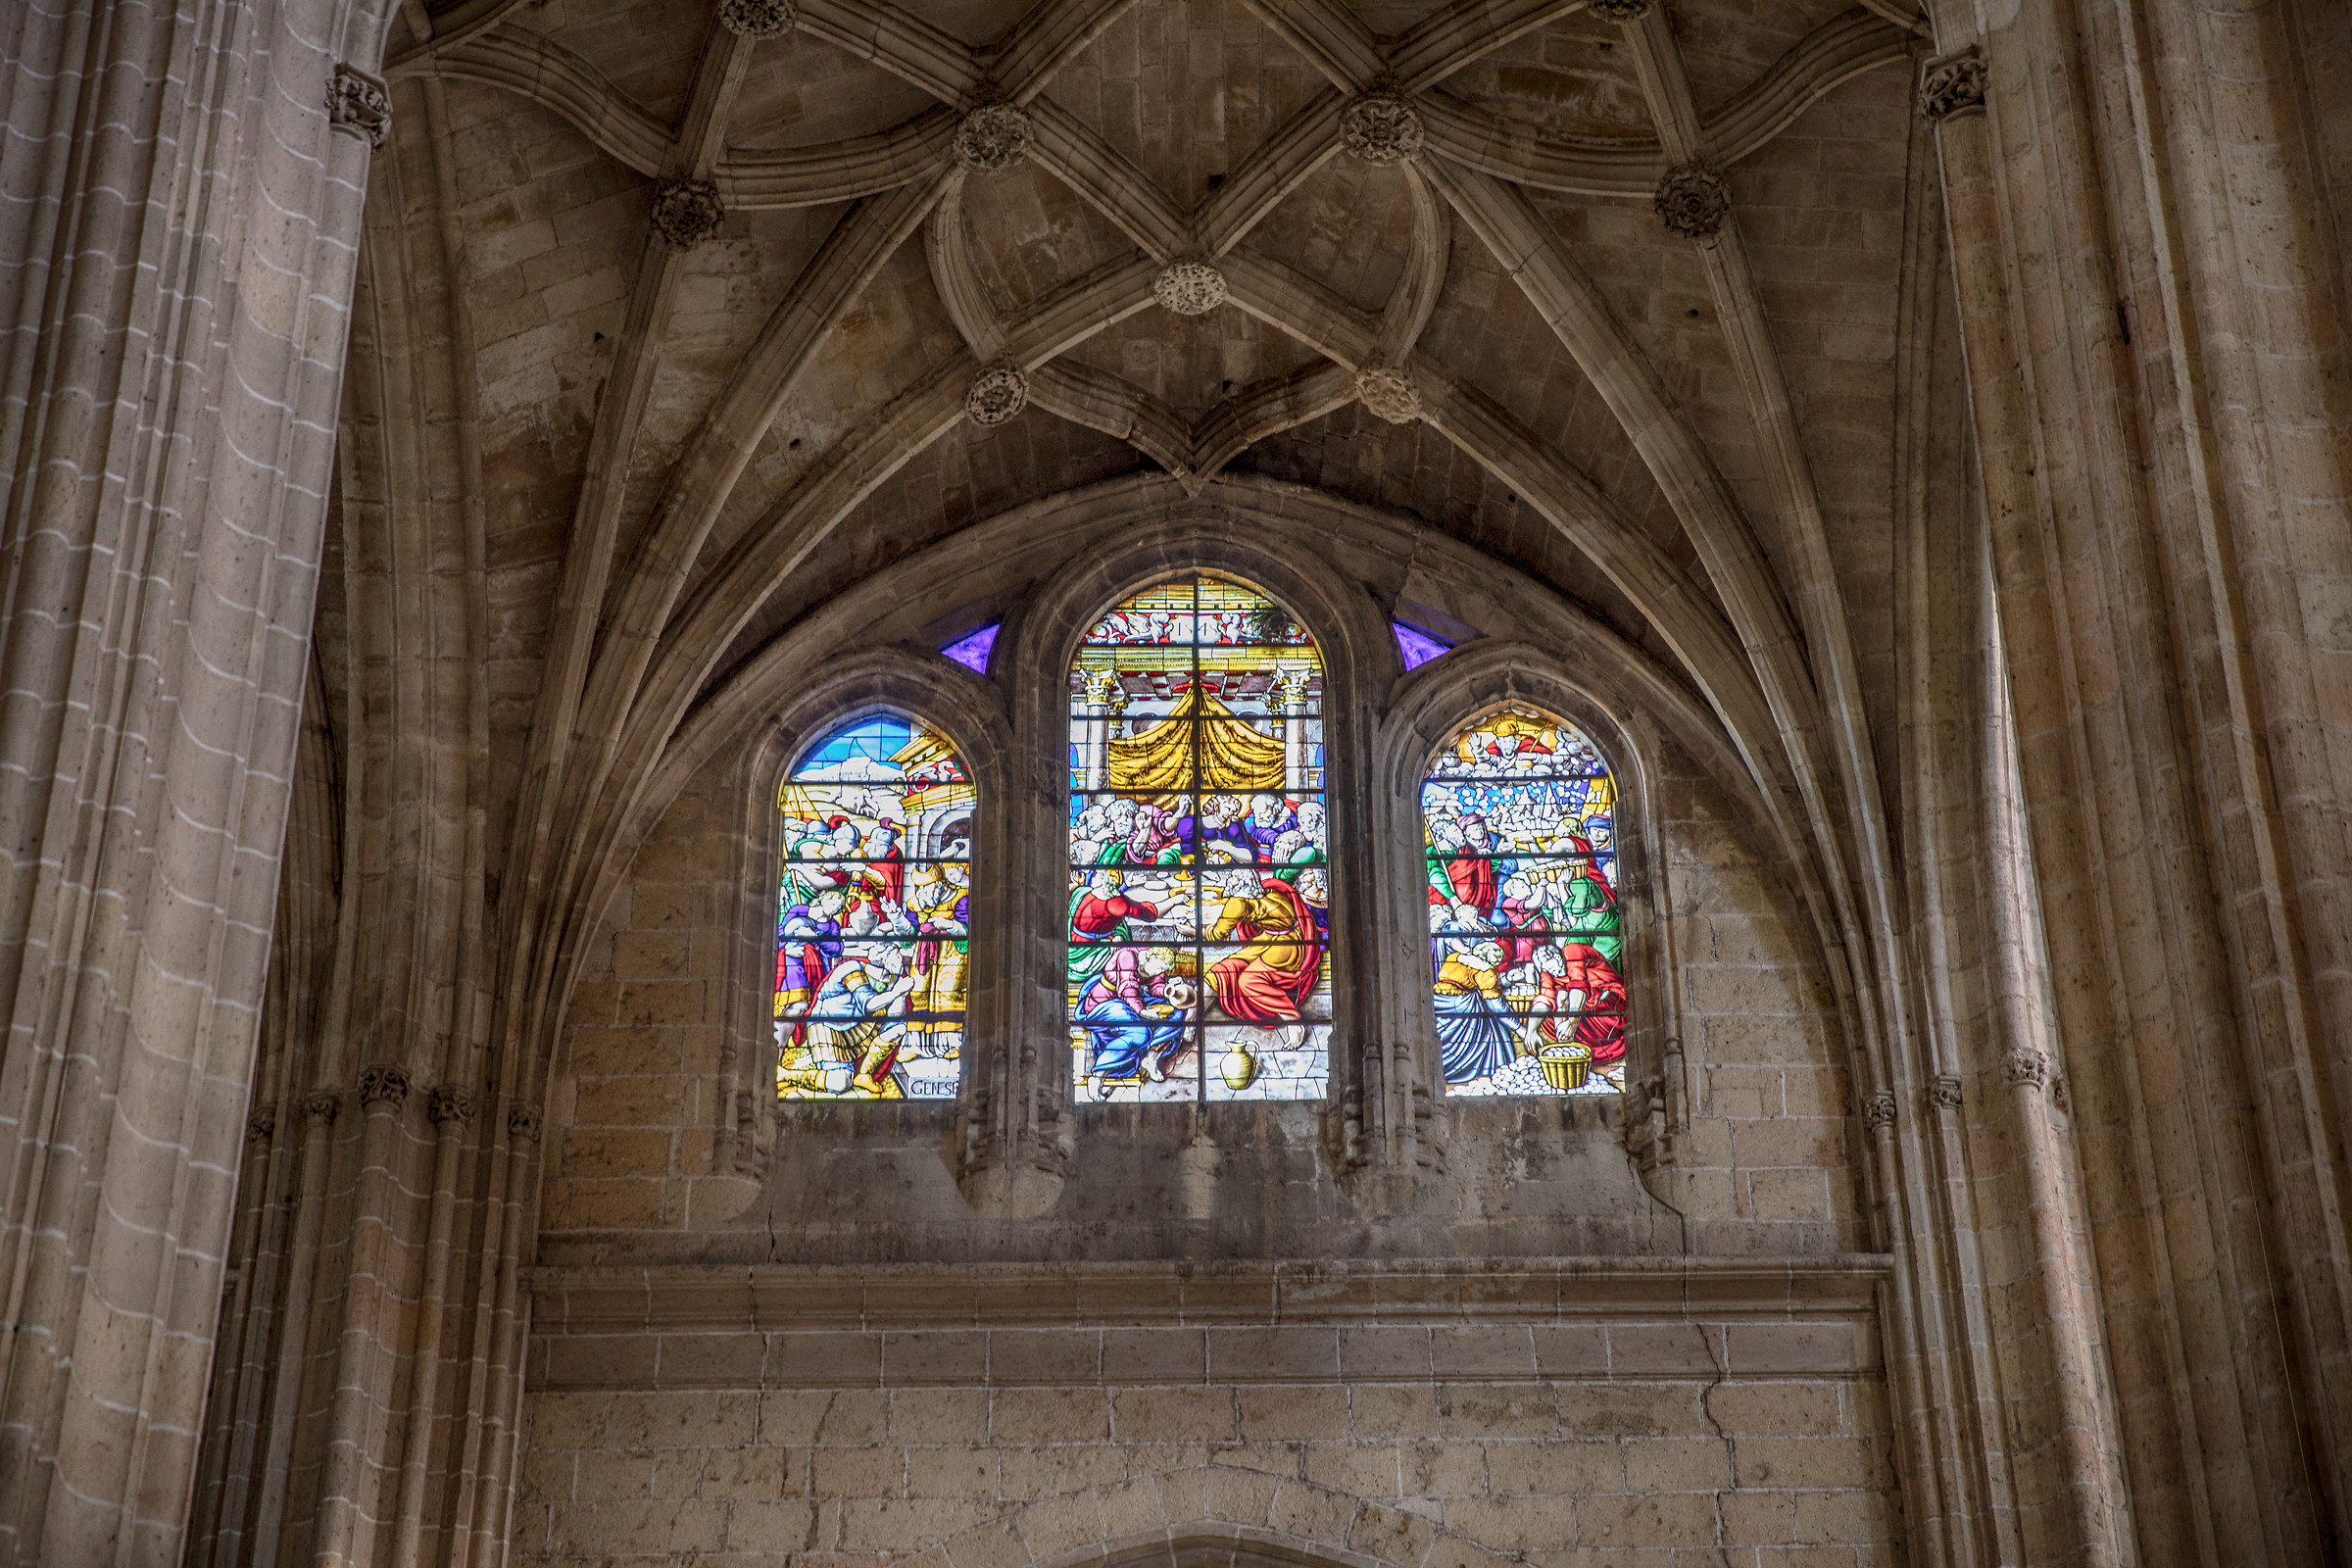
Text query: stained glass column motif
1067 577 1332 1102
776 716 975 1102
1423 709 1627 1096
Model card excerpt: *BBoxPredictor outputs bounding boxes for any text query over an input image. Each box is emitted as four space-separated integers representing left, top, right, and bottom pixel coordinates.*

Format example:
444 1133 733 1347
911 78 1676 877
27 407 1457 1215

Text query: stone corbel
327 65 392 151
953 1037 1074 1219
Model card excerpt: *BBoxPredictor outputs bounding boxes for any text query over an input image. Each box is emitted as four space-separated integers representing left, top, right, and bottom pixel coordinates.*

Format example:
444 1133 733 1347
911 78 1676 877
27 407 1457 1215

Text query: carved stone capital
1152 260 1228 317
1863 1092 1896 1132
358 1064 413 1112
2002 1048 2048 1088
1586 0 1654 20
1355 362 1421 424
507 1104 543 1144
650 177 725 249
1928 1075 1963 1110
716 0 796 38
1340 91 1424 166
1653 163 1731 239
1919 52 1987 122
247 1102 278 1143
327 65 392 151
965 364 1029 426
954 103 1032 173
428 1085 478 1126
305 1090 342 1126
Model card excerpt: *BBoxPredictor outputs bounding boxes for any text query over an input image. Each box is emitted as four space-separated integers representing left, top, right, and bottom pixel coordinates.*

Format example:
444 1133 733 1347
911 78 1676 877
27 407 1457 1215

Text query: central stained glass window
1067 576 1330 1102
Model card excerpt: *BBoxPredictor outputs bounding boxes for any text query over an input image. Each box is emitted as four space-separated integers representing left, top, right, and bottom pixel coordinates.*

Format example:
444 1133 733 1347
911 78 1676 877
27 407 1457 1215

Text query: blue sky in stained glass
798 716 915 776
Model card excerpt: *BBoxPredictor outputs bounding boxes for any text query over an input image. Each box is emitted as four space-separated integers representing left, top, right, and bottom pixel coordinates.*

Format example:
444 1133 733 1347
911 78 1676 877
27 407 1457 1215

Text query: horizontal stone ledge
525 1254 1892 1338
524 1314 1885 1391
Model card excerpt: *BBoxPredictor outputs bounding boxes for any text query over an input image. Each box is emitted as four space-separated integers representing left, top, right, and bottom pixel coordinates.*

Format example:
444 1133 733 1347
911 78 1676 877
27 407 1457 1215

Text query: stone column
1925 5 2351 1557
0 3 390 1562
1084 673 1119 791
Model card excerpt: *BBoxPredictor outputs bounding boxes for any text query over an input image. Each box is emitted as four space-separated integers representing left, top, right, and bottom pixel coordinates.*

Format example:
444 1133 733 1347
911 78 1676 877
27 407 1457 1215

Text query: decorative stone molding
1929 1075 1963 1110
1152 260 1229 317
305 1091 342 1126
716 0 796 37
508 1104 544 1143
954 102 1032 173
247 1102 277 1143
327 65 392 151
650 177 725 249
1863 1092 1896 1132
1355 362 1422 424
1340 90 1424 166
428 1085 478 1126
358 1063 413 1112
1653 163 1731 239
1585 0 1654 20
1919 52 1987 122
2002 1048 2048 1088
965 364 1030 426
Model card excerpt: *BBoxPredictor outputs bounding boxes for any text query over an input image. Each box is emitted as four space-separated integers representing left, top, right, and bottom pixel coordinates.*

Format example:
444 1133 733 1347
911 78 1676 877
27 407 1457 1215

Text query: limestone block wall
513 1264 1897 1568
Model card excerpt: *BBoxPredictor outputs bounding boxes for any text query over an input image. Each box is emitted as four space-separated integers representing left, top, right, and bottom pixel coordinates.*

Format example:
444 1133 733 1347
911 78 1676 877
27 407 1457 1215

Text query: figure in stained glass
1067 576 1332 1102
1424 709 1628 1097
776 715 974 1101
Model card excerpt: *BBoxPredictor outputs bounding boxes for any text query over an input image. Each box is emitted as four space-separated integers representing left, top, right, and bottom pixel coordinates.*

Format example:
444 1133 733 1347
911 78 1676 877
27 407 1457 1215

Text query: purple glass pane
940 622 1001 673
1394 621 1451 671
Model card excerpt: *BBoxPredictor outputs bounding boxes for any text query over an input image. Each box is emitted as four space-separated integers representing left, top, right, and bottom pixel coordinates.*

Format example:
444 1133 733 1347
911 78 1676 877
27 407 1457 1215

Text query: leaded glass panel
776 715 973 1101
1424 710 1626 1096
1068 577 1331 1102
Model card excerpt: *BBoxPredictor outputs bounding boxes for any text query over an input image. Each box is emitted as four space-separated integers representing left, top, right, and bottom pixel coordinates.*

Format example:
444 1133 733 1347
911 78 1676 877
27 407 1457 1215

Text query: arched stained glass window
1067 576 1331 1102
1424 709 1626 1097
776 715 973 1102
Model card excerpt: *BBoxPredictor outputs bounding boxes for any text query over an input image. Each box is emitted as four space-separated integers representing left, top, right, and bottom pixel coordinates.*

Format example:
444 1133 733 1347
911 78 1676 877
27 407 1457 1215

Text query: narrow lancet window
1067 576 1331 1102
776 715 973 1101
1425 709 1626 1096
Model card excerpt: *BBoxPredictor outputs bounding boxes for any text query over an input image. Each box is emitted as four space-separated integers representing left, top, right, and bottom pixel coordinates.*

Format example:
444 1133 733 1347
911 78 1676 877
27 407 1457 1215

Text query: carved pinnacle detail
1919 52 1987 122
716 0 796 38
1355 363 1421 423
2002 1048 2048 1088
1586 0 1654 20
1929 1075 1963 1110
1653 163 1731 239
650 178 725 249
327 66 392 151
1340 91 1424 166
965 364 1029 426
1152 260 1228 317
428 1085 477 1126
954 103 1032 172
247 1102 277 1142
358 1064 413 1111
305 1091 342 1125
1863 1092 1895 1132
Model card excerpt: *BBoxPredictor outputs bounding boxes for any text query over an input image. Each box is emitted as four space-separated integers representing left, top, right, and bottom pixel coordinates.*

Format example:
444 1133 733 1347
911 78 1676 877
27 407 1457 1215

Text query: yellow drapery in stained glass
1106 685 1285 794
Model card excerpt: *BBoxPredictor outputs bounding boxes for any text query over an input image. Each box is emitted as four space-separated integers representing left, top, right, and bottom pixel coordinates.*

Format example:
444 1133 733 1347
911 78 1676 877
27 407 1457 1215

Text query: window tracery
1065 576 1331 1102
1424 708 1627 1096
775 714 973 1101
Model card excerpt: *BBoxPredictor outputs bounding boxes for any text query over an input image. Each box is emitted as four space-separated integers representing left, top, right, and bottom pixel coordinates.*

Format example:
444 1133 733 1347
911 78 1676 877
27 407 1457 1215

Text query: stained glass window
776 715 973 1101
1394 621 1451 671
1067 576 1331 1102
940 622 1000 673
1424 709 1626 1096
